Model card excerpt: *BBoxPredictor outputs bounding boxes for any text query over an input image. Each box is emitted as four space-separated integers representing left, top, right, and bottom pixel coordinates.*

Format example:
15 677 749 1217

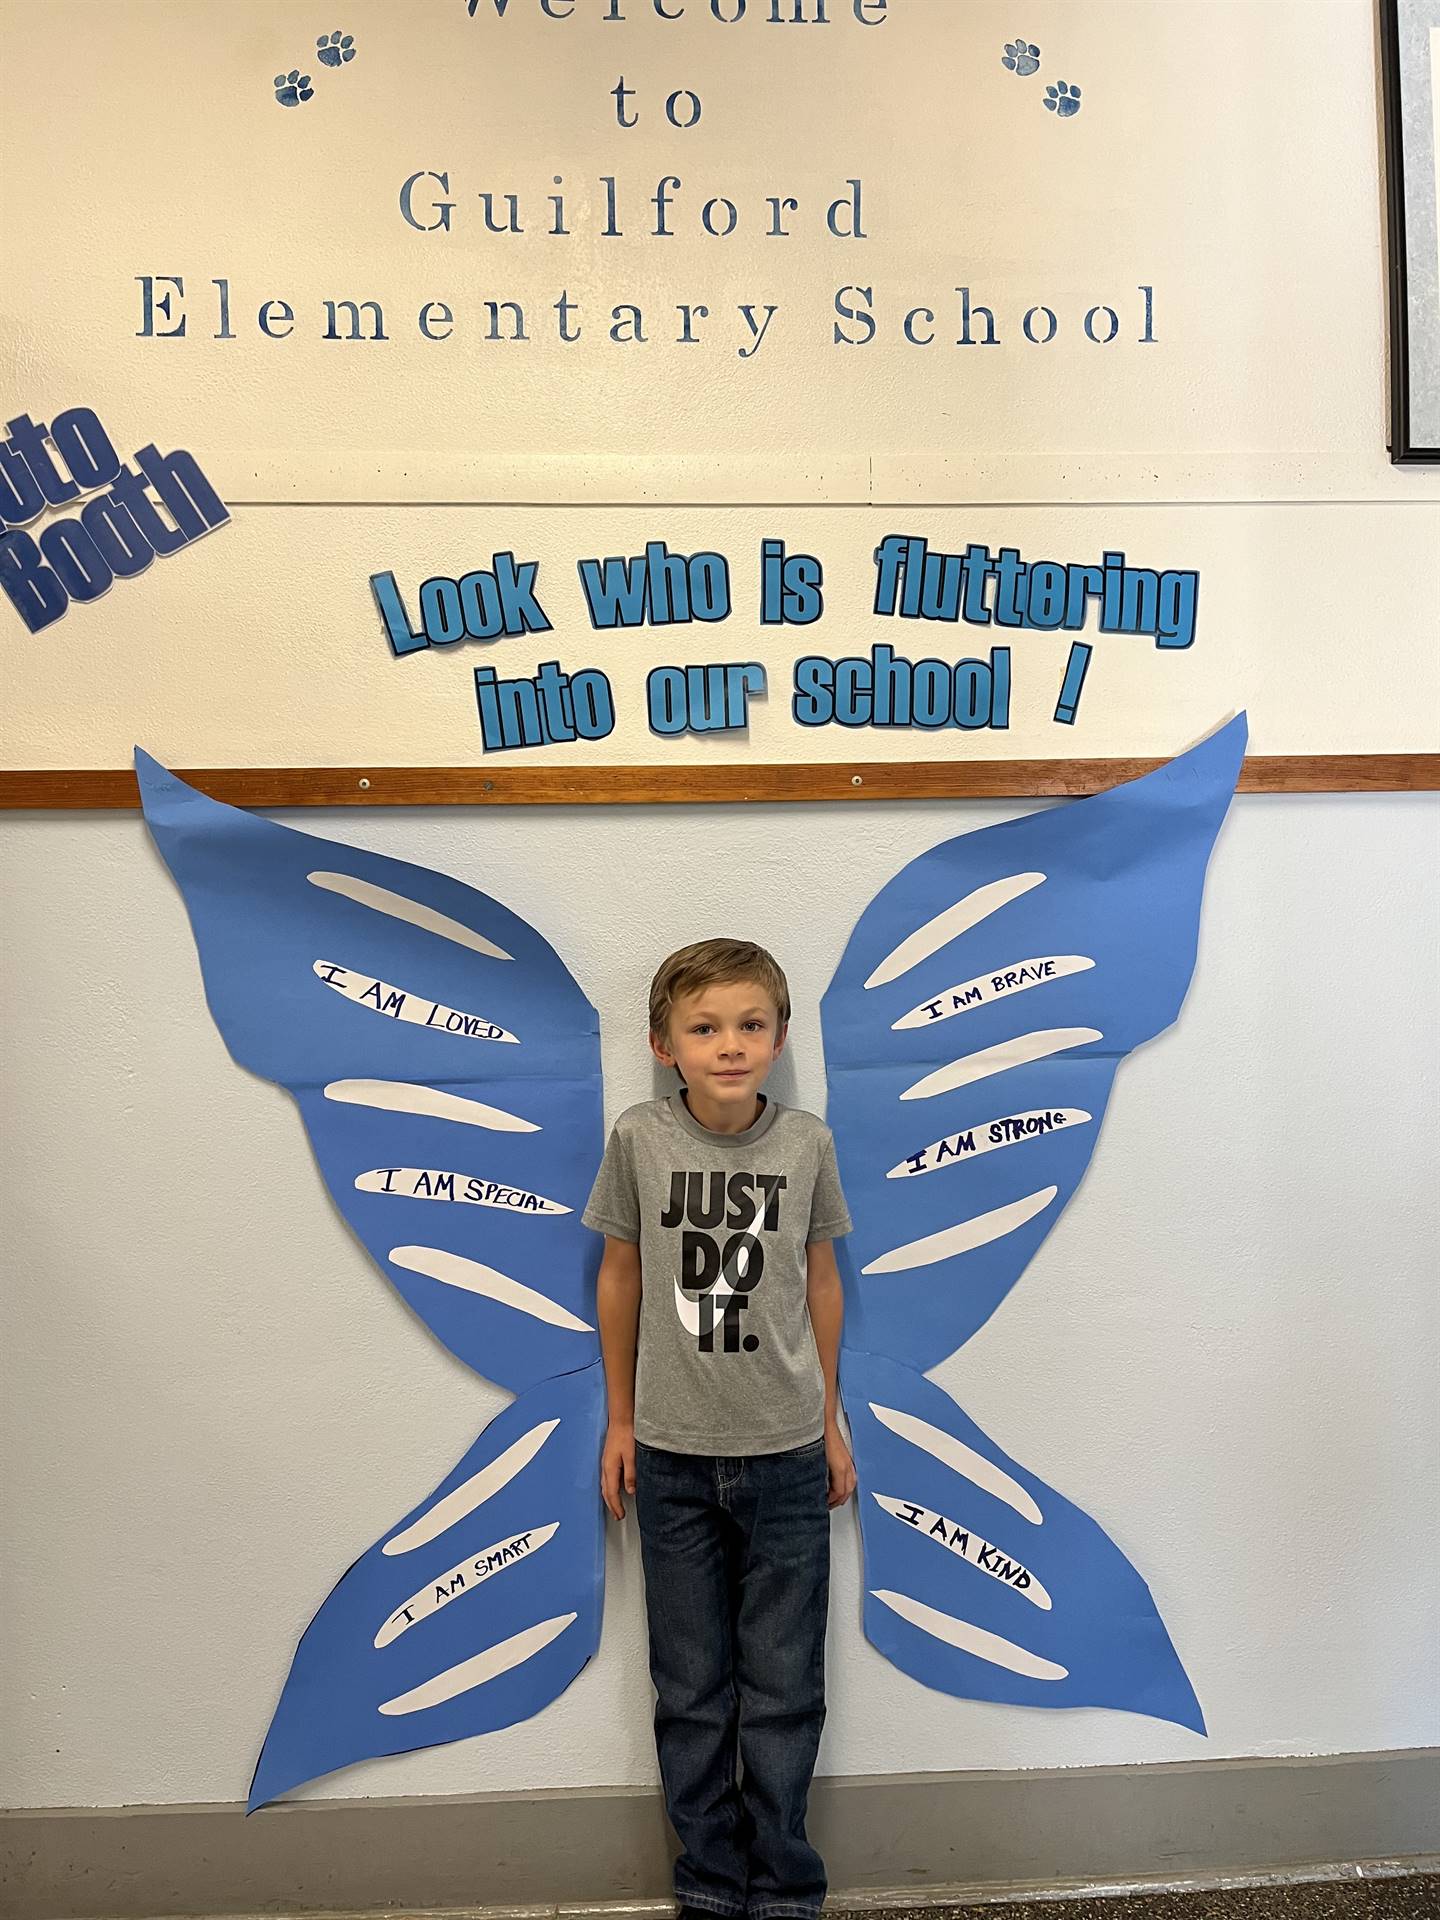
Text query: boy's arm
596 1235 642 1520
806 1238 857 1509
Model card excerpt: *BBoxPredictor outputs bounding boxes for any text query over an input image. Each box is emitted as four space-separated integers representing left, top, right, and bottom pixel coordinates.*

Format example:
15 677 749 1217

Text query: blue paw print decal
273 69 313 107
1045 80 1082 118
1002 39 1040 77
317 30 356 67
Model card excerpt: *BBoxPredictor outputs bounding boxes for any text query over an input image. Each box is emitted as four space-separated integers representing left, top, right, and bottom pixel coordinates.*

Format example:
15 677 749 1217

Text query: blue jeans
634 1438 831 1920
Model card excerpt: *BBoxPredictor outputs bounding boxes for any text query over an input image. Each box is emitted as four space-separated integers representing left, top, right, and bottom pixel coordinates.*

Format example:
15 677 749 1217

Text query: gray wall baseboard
3 1749 1438 1920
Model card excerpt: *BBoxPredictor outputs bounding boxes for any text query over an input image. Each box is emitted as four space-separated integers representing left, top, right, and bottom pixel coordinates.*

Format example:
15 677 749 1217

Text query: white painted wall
2 794 1436 1809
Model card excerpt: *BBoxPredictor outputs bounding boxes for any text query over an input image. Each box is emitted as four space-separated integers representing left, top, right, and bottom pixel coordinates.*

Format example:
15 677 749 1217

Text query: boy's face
651 978 787 1121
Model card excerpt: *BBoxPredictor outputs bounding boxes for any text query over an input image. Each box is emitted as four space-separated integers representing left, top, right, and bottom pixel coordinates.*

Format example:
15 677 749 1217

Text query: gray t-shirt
583 1093 852 1455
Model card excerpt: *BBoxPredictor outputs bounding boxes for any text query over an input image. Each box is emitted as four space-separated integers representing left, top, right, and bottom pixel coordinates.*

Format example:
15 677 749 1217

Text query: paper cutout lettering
822 714 1248 1731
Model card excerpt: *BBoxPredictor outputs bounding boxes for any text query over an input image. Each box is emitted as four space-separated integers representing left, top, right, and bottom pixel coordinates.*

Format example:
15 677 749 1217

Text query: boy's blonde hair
649 939 791 1038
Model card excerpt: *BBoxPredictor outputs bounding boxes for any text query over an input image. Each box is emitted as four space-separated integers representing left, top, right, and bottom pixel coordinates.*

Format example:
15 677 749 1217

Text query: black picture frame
1380 0 1440 460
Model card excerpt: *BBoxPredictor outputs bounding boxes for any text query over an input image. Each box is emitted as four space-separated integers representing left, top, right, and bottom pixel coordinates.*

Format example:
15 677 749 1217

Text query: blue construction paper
136 751 606 1806
140 721 1241 1793
249 1360 607 1810
136 750 601 1395
825 716 1246 1732
842 1351 1204 1730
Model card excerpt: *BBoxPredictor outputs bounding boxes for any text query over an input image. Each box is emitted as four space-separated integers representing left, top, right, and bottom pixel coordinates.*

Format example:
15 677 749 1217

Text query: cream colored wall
8 503 1438 766
0 0 1429 494
2 0 1438 766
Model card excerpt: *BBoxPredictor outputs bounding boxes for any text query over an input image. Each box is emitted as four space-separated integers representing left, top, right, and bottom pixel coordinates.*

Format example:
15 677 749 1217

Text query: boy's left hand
824 1422 857 1509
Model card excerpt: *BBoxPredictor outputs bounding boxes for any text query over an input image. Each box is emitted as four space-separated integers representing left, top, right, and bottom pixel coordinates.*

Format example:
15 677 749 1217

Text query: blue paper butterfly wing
248 1360 607 1810
136 749 602 1394
842 1351 1205 1734
822 716 1247 1374
824 718 1245 1730
136 751 608 1801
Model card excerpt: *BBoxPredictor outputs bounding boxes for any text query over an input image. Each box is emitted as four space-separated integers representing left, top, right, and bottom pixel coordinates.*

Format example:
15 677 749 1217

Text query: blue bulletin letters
371 555 555 655
0 408 230 632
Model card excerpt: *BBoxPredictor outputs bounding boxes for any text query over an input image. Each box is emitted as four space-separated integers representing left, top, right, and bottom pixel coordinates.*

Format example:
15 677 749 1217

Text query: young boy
584 938 856 1920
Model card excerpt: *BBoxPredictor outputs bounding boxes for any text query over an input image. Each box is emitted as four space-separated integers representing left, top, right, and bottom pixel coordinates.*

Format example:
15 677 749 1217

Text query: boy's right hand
601 1421 637 1521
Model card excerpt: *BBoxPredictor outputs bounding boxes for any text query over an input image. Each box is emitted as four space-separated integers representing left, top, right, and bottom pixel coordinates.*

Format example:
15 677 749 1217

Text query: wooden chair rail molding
1 756 1437 809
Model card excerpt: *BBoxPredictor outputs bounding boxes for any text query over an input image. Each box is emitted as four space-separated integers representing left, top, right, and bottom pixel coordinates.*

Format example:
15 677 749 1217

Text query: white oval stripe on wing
871 1589 1067 1681
375 1522 559 1647
893 957 1094 1030
378 1613 578 1716
888 1109 1092 1178
389 1246 594 1332
863 873 1046 990
867 1403 1043 1524
324 1080 540 1134
873 1494 1051 1609
900 1028 1103 1101
861 1187 1056 1276
314 961 519 1045
307 871 514 962
383 1420 561 1555
356 1168 570 1215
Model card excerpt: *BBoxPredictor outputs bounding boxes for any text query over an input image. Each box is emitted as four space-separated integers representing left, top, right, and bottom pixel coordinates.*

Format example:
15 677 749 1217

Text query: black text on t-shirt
661 1170 788 1354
